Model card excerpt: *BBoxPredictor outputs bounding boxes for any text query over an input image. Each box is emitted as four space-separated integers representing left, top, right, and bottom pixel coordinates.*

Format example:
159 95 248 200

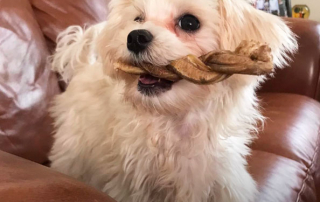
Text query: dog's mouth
138 74 175 96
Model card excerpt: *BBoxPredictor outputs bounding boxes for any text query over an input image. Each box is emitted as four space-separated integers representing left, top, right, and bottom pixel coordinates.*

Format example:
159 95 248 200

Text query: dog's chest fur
100 115 219 202
83 104 219 201
50 69 259 202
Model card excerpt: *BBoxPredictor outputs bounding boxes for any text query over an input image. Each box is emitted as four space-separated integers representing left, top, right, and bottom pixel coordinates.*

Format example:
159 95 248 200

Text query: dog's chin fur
49 0 297 201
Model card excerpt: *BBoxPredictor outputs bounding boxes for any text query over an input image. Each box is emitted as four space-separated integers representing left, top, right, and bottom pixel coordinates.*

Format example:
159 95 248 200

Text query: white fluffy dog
49 0 297 201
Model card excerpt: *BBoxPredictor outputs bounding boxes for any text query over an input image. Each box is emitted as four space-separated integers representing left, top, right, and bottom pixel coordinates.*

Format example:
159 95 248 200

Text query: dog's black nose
127 29 153 54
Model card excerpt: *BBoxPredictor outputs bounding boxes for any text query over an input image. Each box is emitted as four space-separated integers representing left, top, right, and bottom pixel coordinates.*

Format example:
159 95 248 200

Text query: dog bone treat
114 62 148 75
115 40 273 84
201 41 273 75
114 62 179 81
169 55 231 84
139 63 180 81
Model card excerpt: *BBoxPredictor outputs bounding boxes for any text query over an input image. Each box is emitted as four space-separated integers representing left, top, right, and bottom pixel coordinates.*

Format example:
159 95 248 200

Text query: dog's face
98 0 296 114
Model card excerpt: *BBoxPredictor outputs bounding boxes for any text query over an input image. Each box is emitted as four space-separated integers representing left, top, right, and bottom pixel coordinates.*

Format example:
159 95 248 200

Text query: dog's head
98 0 297 114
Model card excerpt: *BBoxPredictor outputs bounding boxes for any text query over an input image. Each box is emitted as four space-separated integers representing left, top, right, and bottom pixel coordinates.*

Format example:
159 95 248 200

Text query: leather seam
316 51 320 100
316 39 320 100
295 125 320 202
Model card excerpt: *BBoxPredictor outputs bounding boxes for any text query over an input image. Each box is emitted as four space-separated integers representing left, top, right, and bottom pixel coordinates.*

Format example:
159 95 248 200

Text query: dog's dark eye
178 14 200 32
134 16 143 22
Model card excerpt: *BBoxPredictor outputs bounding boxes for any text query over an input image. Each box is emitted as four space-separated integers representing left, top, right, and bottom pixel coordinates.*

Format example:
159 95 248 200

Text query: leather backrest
260 18 320 101
31 0 108 53
31 0 108 91
0 0 107 164
0 0 60 164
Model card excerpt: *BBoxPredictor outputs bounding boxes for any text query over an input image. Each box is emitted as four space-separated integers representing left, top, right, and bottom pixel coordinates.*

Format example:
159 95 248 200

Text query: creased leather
0 0 60 164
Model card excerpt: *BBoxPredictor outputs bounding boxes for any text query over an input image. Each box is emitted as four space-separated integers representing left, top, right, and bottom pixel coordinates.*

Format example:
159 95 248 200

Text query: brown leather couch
0 0 319 201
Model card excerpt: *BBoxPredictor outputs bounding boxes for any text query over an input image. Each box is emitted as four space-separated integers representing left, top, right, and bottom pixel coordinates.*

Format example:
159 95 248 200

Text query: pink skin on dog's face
147 14 203 43
147 16 176 35
147 14 199 44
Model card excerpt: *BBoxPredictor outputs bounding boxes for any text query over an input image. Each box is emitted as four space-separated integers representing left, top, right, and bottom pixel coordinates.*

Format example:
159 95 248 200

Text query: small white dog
49 0 297 201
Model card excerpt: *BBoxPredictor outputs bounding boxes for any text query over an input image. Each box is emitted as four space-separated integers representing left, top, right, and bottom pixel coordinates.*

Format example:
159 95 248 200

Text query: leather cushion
250 93 320 202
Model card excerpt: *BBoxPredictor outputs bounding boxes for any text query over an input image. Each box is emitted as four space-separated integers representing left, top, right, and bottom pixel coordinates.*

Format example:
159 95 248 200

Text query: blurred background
253 0 319 22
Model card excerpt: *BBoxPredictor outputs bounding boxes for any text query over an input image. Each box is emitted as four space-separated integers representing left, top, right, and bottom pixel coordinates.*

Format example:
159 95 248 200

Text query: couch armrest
0 151 115 202
260 18 320 101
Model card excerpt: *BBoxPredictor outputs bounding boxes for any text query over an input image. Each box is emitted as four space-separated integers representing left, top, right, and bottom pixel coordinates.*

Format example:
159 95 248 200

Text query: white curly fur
51 23 106 83
49 0 297 201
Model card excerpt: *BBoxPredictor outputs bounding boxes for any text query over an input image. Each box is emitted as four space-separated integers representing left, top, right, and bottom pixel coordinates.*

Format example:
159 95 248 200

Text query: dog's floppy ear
219 0 297 68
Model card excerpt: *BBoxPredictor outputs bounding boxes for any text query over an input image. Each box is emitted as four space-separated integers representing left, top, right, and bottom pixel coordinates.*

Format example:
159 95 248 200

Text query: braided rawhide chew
114 40 273 84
